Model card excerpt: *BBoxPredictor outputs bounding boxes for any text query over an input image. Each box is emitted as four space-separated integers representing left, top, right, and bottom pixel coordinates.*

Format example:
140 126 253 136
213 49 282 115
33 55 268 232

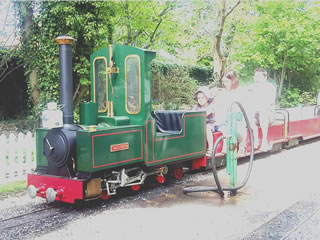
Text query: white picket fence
0 132 36 185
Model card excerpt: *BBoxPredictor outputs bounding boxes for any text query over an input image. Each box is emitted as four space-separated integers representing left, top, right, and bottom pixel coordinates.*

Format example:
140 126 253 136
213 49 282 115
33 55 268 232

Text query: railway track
280 207 320 240
243 200 320 240
0 205 68 231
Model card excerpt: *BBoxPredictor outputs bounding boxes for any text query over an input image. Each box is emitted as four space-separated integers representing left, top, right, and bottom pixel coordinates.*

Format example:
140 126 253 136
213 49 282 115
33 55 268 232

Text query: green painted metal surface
145 112 206 167
226 112 243 187
35 128 49 167
76 125 144 172
98 116 130 126
90 45 156 126
79 102 98 125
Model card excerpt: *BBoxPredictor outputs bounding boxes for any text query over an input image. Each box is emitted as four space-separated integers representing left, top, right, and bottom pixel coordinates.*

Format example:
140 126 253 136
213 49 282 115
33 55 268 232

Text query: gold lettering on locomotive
110 142 129 152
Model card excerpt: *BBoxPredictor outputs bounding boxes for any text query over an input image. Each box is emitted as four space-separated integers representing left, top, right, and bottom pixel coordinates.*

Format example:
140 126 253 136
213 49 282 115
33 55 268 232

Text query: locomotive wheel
131 185 141 191
156 175 166 184
174 167 184 180
101 191 111 200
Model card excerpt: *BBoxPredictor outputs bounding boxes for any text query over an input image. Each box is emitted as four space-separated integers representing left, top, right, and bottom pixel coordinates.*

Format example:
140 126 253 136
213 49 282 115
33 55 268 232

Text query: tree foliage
4 0 320 124
231 1 320 101
166 0 242 85
14 1 179 120
16 1 115 121
152 61 200 109
280 88 316 108
112 1 177 49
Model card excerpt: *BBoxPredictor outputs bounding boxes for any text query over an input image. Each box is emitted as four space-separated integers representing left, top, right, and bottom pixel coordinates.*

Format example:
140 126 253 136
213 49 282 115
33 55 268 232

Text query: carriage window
93 57 108 112
125 55 141 114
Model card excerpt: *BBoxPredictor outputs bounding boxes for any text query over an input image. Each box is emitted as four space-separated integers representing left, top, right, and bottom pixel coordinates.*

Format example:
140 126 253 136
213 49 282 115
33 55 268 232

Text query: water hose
183 101 254 197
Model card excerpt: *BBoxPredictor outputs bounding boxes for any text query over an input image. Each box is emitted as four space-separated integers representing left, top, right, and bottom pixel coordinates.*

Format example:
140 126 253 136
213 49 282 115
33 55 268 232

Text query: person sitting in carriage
192 86 218 157
214 70 247 157
247 68 277 151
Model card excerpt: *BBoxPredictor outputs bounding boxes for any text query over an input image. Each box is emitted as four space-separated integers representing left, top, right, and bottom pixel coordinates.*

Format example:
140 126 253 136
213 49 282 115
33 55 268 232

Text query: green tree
112 1 178 51
232 1 320 100
16 1 115 123
13 1 188 124
152 61 199 109
16 2 40 114
165 0 242 86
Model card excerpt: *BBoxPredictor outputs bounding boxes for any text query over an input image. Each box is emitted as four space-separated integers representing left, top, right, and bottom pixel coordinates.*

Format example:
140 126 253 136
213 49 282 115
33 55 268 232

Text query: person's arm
207 105 216 129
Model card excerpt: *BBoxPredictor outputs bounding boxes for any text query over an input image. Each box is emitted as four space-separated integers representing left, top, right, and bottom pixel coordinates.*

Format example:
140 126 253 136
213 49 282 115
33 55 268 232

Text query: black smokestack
56 36 74 125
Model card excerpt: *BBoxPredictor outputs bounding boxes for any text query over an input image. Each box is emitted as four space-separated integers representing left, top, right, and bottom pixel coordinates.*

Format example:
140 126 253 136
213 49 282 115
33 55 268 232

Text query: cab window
93 57 107 112
125 55 141 114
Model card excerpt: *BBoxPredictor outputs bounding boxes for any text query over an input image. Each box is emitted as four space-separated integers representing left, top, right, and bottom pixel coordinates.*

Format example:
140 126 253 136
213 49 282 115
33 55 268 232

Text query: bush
279 88 317 107
152 61 212 109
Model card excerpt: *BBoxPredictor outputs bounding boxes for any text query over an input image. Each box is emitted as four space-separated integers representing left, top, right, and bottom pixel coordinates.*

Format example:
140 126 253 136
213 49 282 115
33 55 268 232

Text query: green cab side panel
76 125 144 172
145 111 206 167
36 128 49 167
90 45 156 126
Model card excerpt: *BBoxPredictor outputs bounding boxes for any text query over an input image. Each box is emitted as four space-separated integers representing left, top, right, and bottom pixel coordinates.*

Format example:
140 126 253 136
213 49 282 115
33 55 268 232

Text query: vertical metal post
284 121 288 138
226 112 242 190
229 112 238 188
226 113 232 175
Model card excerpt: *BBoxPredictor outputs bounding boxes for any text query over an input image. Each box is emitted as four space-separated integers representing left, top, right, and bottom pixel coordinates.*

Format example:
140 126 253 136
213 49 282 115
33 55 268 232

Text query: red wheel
101 191 111 200
174 167 184 180
131 184 141 191
156 175 166 184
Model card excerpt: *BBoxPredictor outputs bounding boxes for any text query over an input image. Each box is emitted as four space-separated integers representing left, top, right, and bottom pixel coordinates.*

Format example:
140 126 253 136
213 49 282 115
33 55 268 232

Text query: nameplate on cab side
110 143 129 152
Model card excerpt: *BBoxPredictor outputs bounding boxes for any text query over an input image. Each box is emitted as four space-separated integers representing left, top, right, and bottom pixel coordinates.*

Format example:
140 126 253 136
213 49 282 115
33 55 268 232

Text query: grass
0 181 27 194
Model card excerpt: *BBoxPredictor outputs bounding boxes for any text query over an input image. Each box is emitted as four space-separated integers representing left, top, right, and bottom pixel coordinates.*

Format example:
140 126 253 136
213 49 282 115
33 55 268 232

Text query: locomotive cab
85 45 156 126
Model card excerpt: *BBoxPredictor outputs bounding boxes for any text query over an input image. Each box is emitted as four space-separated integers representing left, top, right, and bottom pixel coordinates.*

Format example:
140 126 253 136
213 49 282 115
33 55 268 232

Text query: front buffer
27 174 85 203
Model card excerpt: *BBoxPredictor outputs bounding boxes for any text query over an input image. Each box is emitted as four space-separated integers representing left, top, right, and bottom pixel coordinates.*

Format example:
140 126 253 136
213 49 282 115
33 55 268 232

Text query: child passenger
192 86 217 156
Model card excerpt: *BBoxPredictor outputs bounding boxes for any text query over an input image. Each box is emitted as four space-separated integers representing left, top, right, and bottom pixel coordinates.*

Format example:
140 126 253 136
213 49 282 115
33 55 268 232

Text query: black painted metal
44 127 77 177
58 43 74 124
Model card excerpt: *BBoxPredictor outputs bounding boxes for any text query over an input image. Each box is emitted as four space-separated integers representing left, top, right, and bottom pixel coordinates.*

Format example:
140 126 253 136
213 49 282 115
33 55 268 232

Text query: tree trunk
18 2 40 110
212 0 241 85
213 0 226 84
277 50 287 102
29 70 40 108
287 71 291 88
124 1 132 45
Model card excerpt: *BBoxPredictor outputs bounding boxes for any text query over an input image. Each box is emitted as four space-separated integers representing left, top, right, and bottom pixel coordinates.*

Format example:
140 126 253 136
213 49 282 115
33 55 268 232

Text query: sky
0 1 19 47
